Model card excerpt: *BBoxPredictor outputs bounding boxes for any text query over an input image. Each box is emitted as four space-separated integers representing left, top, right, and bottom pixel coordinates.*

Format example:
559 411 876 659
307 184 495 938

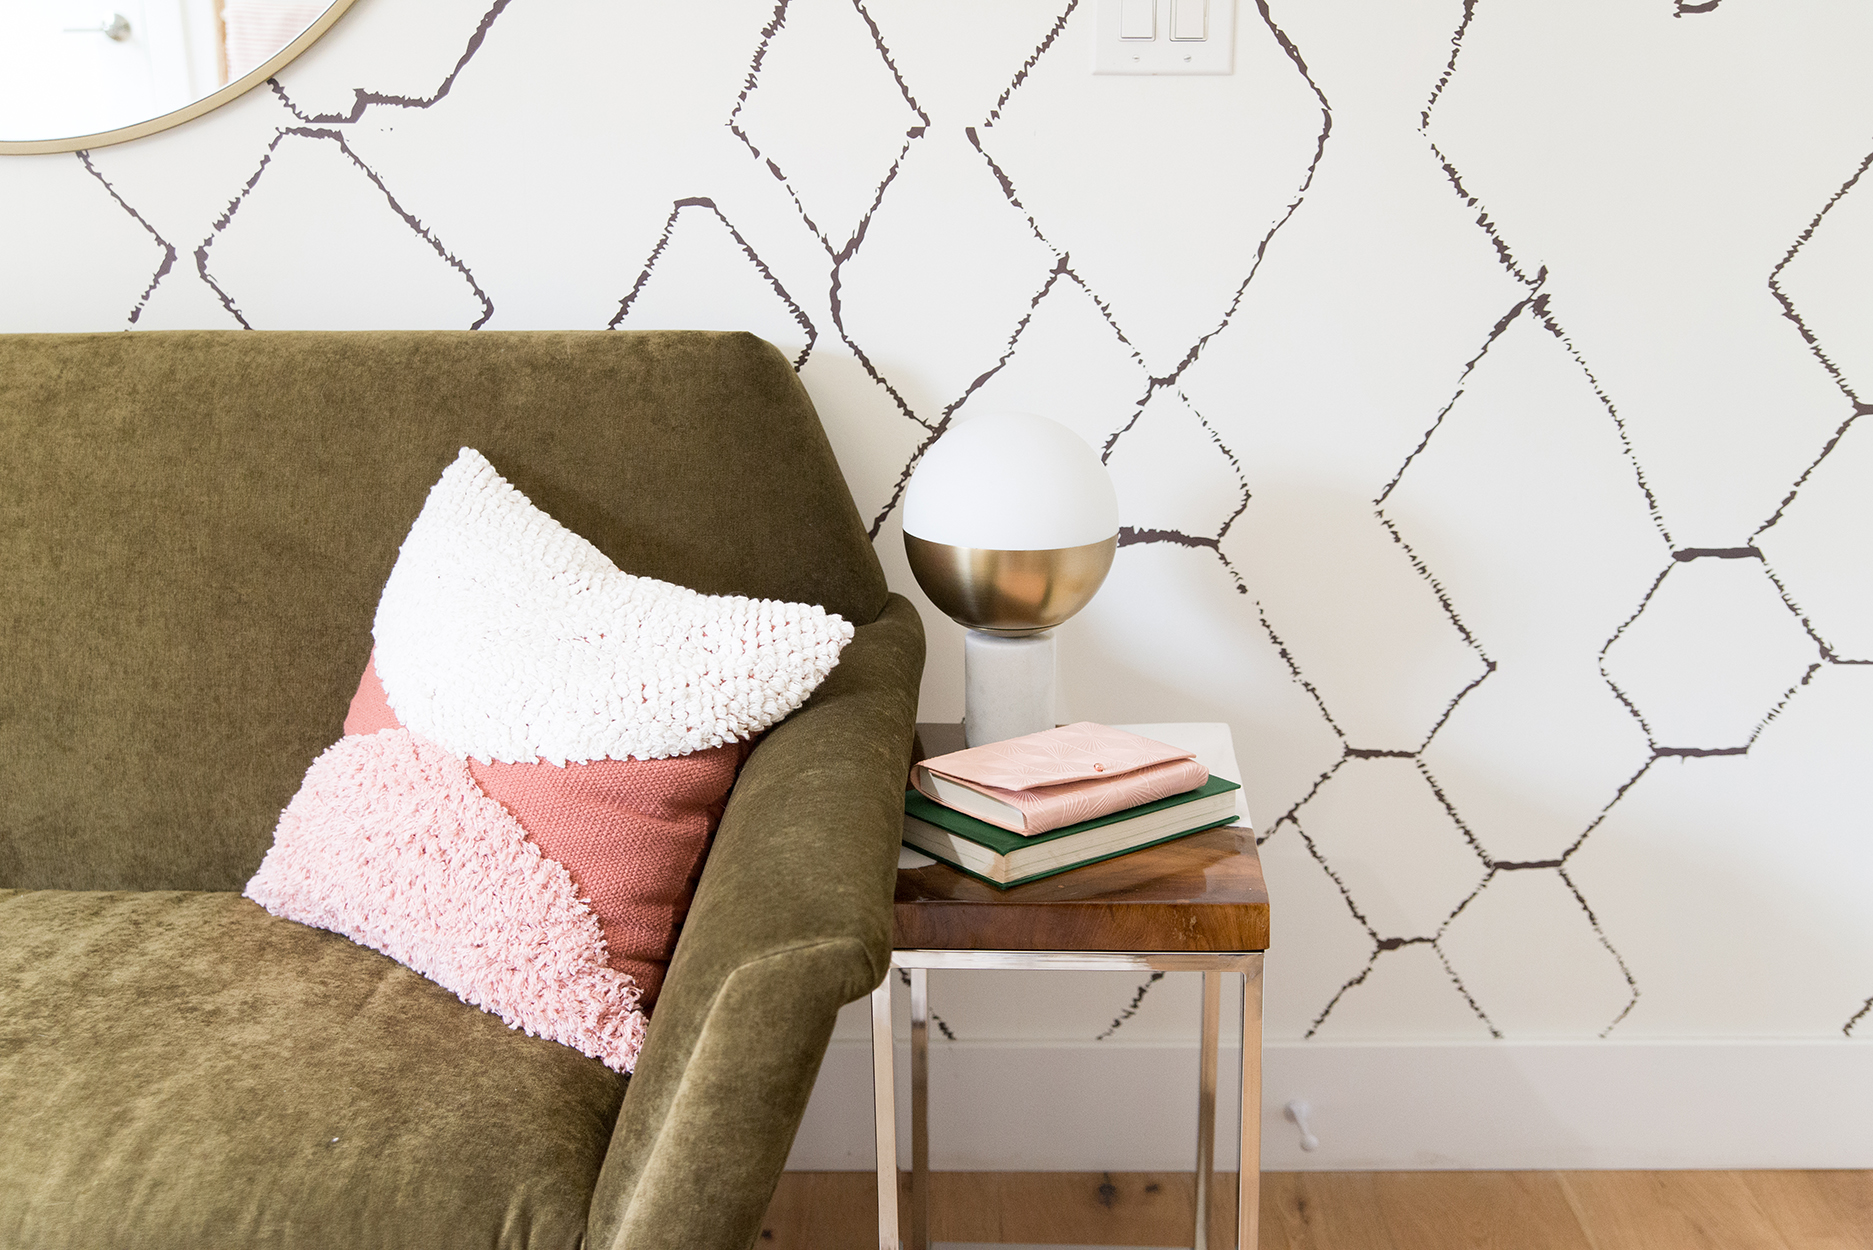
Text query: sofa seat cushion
0 889 627 1250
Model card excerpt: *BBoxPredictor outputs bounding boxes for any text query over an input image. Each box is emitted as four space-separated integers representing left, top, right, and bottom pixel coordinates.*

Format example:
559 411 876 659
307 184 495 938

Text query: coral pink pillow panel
343 653 743 1010
247 449 854 1073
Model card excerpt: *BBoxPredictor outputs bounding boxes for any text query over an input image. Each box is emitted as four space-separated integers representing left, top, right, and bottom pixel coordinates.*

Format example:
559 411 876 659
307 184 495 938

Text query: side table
871 724 1270 1250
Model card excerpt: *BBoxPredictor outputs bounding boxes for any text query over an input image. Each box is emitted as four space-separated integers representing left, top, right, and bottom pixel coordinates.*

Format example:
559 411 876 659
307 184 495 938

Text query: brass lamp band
903 533 1118 637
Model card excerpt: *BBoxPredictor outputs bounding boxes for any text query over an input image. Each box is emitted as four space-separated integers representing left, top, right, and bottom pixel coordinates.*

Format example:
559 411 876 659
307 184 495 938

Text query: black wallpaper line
1290 818 1380 947
1306 951 1377 1038
1108 388 1252 593
1846 996 1871 1037
858 258 1075 540
270 0 513 124
1376 287 1540 507
1432 937 1500 1036
1559 865 1640 1036
1671 546 1763 561
1557 755 1656 864
195 136 279 328
1756 409 1868 539
608 196 817 370
1422 0 1536 289
1428 872 1502 1038
1752 145 1873 544
1252 605 1349 768
1116 527 1217 551
1599 563 1676 745
1137 0 1333 390
1527 294 1674 549
850 0 928 134
1415 756 1493 869
984 0 1078 127
306 124 495 327
1761 562 1860 667
1419 0 1474 132
1095 970 1164 1041
76 150 176 326
1601 554 1826 758
729 0 941 517
952 128 1163 465
1293 813 1400 1040
896 967 957 1041
1414 661 1498 759
1367 276 1517 791
1290 801 1499 1041
1262 754 1346 848
730 0 929 258
197 127 493 330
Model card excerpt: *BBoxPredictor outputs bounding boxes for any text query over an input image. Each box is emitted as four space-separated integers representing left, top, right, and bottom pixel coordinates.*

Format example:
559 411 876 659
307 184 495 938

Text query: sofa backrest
0 330 888 892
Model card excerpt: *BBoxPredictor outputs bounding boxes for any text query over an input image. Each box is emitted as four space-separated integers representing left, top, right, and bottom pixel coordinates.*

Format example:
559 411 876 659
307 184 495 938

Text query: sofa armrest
585 592 924 1250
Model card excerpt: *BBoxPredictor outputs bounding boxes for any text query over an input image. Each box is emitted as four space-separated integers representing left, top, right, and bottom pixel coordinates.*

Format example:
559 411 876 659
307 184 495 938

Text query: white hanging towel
223 0 328 81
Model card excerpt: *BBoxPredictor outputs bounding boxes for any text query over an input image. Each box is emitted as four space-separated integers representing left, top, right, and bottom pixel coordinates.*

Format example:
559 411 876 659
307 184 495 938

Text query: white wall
2 0 1870 1166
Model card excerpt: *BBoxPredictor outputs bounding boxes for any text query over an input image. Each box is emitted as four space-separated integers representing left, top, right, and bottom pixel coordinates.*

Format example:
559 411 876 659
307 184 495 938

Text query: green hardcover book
902 775 1244 889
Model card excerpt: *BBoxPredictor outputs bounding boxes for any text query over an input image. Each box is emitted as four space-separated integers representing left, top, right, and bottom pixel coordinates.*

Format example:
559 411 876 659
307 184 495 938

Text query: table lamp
903 412 1119 747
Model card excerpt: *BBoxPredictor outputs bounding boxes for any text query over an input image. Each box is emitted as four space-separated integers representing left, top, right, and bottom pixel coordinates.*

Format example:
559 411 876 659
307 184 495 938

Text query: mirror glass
0 0 346 148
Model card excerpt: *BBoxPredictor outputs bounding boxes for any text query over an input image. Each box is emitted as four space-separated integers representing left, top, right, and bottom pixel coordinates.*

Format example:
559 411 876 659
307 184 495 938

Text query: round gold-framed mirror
0 0 360 155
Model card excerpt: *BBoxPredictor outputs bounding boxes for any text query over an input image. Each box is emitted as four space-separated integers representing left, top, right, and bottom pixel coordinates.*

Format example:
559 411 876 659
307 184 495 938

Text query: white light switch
1170 0 1207 41
1094 0 1234 74
1119 0 1155 40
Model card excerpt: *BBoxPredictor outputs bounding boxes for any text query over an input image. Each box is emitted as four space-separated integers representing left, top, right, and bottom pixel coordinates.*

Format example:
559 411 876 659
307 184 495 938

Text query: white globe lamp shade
903 412 1119 551
902 413 1120 638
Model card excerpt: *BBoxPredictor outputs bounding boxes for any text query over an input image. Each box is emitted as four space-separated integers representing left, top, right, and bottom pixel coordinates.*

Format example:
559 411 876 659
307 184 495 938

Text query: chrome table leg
878 949 1263 1250
1194 968 1221 1250
872 976 901 1250
910 966 930 1250
1238 955 1264 1250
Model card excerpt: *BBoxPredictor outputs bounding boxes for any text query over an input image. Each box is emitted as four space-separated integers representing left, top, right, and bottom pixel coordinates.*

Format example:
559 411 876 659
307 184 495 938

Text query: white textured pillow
372 448 855 764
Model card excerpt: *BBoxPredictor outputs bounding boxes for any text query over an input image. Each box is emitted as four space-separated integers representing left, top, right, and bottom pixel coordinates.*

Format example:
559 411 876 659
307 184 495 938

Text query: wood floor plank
937 1172 1201 1246
1738 1171 1873 1250
1373 1172 1595 1250
757 1170 881 1248
1260 1172 1395 1250
1560 1171 1794 1250
760 1170 1872 1250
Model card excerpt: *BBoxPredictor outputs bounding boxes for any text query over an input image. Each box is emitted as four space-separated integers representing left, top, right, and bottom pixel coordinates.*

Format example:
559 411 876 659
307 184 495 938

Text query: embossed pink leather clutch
911 721 1210 835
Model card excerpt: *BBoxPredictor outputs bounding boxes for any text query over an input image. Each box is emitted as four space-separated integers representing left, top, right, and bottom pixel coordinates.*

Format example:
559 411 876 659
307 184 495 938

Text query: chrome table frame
869 949 1265 1250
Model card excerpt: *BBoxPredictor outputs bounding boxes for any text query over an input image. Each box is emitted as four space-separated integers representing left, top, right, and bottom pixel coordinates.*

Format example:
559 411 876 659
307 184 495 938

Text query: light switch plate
1094 0 1234 74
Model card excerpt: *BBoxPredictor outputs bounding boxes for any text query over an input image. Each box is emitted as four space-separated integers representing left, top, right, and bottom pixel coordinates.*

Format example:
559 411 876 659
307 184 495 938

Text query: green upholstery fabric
0 329 889 893
0 890 626 1250
590 593 924 1250
0 329 923 1250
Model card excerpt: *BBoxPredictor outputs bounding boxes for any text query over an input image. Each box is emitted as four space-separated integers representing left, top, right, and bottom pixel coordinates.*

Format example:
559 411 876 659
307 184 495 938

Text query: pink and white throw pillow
247 448 854 1072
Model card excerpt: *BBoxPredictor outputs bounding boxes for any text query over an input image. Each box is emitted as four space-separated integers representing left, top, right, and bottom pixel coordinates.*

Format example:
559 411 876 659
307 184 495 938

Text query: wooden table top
894 724 1270 953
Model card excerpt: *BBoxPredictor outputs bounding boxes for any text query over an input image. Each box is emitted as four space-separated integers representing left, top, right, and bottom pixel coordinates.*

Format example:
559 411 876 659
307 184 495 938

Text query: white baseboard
786 1038 1873 1171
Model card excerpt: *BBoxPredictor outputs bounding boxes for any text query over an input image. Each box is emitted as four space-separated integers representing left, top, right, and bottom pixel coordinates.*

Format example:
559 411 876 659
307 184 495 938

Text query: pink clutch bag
911 722 1210 835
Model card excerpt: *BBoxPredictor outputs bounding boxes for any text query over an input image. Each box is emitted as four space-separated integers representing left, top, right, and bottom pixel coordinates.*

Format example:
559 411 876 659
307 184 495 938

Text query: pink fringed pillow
343 654 745 1010
246 449 855 1072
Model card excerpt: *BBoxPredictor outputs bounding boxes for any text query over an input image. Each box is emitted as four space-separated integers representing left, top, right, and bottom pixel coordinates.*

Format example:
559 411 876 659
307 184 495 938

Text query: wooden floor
761 1171 1873 1249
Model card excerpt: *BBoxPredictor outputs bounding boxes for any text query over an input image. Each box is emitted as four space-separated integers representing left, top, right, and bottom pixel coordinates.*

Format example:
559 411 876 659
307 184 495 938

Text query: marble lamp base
963 629 1056 747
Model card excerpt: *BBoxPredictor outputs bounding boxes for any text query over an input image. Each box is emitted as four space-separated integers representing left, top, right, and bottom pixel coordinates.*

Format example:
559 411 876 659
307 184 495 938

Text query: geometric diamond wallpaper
3 0 1870 1049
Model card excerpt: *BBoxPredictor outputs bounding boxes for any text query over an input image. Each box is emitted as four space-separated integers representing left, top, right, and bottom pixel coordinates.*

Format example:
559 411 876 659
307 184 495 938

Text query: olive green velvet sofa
0 330 924 1250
